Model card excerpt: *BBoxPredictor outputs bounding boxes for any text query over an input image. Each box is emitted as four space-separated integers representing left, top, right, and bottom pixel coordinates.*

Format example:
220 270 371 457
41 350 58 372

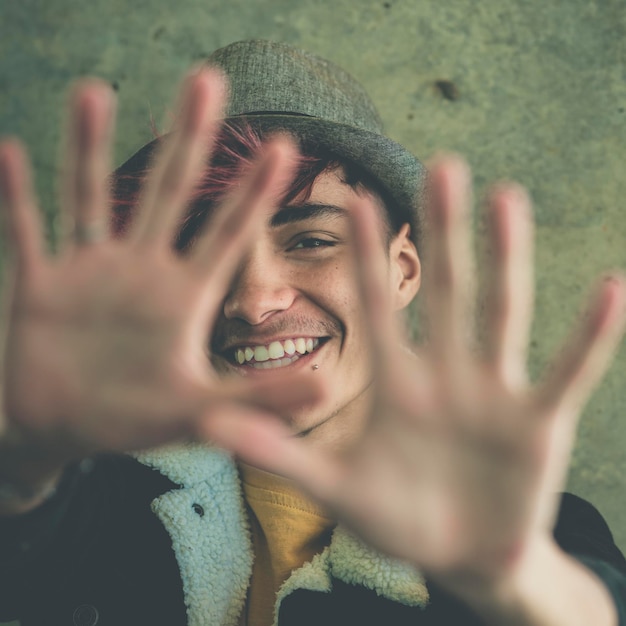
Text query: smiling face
210 167 421 451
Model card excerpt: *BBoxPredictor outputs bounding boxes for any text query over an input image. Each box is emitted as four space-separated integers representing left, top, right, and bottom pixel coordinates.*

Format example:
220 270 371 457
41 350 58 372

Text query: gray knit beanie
114 40 427 246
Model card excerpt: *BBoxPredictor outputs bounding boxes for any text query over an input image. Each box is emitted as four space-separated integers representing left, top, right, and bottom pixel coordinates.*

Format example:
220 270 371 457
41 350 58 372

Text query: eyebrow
270 203 349 227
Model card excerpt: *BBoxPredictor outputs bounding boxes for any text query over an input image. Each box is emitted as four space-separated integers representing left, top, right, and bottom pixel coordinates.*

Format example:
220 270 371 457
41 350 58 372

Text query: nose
222 252 296 324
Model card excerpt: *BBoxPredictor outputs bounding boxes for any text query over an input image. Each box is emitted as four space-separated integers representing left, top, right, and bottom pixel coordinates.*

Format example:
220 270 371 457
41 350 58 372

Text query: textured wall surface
0 0 625 604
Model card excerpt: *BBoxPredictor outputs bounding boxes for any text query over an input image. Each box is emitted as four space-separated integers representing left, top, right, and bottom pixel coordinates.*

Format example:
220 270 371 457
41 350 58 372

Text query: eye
290 237 336 250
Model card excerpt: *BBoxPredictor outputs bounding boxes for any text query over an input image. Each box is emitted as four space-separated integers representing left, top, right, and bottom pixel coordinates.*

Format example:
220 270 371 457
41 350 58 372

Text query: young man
0 40 625 626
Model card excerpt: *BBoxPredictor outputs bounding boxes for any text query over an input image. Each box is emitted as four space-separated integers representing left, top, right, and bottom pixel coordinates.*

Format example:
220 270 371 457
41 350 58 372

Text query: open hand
203 156 626 593
0 69 309 463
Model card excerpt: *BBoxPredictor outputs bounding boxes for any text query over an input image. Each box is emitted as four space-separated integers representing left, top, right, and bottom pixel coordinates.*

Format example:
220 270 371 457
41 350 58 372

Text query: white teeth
253 357 291 370
234 337 323 366
254 346 269 362
268 341 285 359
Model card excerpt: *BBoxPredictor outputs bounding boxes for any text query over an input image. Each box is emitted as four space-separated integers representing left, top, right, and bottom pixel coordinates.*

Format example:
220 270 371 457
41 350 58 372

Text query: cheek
295 262 361 315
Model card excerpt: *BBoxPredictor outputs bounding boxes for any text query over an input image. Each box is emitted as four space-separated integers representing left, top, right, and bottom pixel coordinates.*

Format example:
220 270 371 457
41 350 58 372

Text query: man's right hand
0 69 308 511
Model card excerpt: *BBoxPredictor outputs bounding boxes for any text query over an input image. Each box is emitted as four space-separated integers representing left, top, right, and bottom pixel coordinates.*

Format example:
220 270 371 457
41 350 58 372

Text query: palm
5 248 209 451
333 362 552 577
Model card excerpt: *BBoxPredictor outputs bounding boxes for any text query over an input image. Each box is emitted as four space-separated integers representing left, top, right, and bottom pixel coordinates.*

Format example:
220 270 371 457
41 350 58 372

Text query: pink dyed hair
110 119 397 251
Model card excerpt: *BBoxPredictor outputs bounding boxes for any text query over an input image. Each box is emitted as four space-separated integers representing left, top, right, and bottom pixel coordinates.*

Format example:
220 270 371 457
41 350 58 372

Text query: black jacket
1 445 625 626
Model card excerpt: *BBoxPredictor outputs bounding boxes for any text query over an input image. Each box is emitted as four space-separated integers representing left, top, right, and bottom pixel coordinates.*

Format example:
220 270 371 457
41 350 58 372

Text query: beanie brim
112 113 426 250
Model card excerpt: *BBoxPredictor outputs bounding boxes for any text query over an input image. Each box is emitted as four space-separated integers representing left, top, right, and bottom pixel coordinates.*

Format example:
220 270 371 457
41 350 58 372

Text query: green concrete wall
0 1 624 617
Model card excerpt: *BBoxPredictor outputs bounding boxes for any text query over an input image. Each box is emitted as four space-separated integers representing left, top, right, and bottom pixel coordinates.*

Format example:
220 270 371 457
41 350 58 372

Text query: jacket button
192 503 205 517
73 604 99 626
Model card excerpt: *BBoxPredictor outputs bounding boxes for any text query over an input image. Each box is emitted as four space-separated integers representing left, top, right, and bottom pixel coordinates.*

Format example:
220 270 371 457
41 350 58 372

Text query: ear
389 223 421 311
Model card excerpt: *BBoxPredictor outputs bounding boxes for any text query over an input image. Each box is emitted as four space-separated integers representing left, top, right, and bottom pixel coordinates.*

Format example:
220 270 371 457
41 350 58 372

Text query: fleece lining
134 443 429 626
135 444 253 626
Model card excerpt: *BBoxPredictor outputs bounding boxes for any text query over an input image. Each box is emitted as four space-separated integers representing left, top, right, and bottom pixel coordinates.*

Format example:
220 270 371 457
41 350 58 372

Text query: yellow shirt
238 463 334 626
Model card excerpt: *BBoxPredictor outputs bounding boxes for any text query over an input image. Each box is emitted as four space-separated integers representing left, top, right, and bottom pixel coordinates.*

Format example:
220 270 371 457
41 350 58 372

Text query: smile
233 337 321 369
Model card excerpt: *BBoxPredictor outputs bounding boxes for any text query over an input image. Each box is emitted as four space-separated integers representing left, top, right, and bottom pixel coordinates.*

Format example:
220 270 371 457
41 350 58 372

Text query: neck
293 381 374 454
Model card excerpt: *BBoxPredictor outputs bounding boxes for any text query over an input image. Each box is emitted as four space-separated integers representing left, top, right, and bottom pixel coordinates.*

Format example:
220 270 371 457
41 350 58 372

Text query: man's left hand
202 156 626 620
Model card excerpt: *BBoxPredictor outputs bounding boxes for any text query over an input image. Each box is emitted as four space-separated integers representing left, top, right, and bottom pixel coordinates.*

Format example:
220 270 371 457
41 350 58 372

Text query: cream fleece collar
134 443 429 626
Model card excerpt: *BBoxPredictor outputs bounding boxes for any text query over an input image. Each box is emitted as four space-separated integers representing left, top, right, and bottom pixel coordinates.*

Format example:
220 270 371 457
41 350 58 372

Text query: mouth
224 336 328 370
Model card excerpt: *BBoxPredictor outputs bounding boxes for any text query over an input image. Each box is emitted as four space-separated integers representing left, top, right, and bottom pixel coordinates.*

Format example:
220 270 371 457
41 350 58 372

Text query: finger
130 68 226 248
423 155 475 368
61 79 116 249
0 140 45 275
350 198 401 373
482 184 534 389
535 274 626 416
208 370 326 416
350 199 444 429
188 137 297 309
199 405 342 504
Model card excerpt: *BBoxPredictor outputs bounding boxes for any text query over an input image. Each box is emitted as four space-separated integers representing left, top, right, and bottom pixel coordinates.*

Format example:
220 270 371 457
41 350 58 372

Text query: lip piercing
312 364 319 370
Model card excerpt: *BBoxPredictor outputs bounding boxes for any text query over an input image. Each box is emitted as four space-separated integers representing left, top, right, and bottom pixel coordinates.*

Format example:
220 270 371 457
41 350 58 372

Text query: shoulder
555 492 626 574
